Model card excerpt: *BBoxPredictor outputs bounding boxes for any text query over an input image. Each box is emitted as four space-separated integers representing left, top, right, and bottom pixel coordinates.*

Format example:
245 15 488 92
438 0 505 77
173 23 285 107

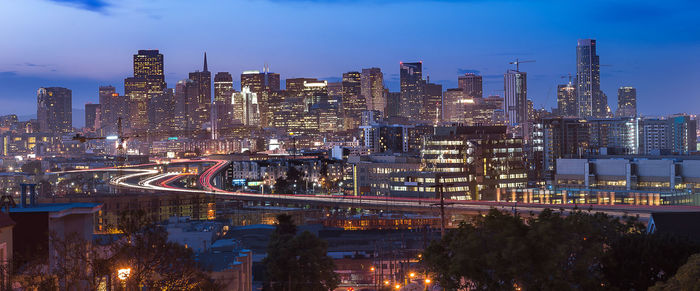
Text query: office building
286 78 318 96
557 82 577 117
342 71 365 129
147 89 175 135
241 67 281 127
639 115 696 155
37 87 72 134
302 80 328 109
617 86 637 117
399 62 424 121
188 53 212 132
214 72 234 103
232 87 260 126
361 68 385 114
576 39 606 118
84 103 100 131
504 69 527 125
423 82 442 123
384 91 401 119
458 73 483 98
420 125 527 200
98 85 129 135
126 50 167 130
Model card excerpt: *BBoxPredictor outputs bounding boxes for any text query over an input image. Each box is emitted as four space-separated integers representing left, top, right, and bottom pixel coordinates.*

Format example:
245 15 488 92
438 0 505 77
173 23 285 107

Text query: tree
264 214 339 291
274 166 305 194
111 210 217 290
422 208 696 290
649 253 700 290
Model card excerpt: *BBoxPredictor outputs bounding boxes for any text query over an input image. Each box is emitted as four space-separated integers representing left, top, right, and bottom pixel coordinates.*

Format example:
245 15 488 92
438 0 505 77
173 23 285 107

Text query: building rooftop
649 212 700 242
9 203 102 218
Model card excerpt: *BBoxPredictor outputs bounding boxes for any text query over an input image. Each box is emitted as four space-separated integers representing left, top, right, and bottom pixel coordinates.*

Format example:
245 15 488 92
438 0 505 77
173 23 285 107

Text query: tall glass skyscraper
504 70 527 125
576 39 606 118
399 61 424 121
37 87 72 134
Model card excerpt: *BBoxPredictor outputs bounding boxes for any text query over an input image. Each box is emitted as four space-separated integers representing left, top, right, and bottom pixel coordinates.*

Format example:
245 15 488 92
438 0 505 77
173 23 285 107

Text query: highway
52 159 700 220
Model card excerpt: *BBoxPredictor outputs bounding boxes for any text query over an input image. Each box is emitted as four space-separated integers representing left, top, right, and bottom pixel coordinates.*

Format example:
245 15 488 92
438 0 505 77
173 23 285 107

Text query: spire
203 52 208 72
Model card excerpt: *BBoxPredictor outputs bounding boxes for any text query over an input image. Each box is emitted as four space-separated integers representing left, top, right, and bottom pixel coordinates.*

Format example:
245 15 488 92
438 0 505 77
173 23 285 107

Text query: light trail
51 159 700 219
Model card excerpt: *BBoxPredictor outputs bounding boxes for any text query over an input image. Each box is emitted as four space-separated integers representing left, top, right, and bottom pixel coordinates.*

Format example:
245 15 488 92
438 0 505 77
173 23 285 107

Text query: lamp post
117 267 131 291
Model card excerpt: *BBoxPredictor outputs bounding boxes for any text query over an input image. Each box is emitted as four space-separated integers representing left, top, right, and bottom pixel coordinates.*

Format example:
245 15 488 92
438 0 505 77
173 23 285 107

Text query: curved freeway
53 159 700 220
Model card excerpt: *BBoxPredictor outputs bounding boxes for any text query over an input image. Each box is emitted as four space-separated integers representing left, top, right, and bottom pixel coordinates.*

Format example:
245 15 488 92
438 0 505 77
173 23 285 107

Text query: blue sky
1 0 699 126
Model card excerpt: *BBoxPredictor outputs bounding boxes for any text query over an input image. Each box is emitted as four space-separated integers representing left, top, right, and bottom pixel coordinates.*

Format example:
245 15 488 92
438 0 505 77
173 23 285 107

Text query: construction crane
72 117 139 166
509 58 535 71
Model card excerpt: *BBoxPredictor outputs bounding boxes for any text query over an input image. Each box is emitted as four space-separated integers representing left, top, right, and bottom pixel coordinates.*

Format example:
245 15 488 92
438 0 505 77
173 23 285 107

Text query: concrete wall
556 159 587 175
681 160 700 178
592 159 628 177
636 159 674 177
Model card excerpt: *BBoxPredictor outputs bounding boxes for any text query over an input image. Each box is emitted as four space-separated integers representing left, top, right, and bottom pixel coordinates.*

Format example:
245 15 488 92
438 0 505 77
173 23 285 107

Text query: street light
117 268 131 281
409 272 415 278
424 278 431 284
384 280 390 286
395 284 401 290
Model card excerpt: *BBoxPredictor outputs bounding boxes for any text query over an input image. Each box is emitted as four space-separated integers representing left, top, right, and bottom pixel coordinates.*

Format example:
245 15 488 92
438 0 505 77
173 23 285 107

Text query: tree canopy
263 214 339 291
422 208 700 290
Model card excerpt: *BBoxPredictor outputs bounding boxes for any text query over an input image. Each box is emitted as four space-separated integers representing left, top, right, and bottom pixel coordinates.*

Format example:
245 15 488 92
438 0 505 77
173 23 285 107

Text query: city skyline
1 0 699 122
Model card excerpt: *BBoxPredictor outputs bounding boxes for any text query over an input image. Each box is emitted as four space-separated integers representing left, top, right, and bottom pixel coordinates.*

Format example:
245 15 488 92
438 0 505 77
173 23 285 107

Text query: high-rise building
286 78 318 97
173 79 198 133
399 62 424 121
443 88 466 123
241 67 281 127
147 89 175 135
37 87 72 134
84 103 101 131
423 82 442 123
361 68 385 114
458 73 483 99
99 85 130 135
342 71 364 129
617 86 637 117
188 53 212 132
126 50 167 131
385 91 401 119
240 67 281 94
504 69 527 125
214 72 233 103
576 39 606 118
557 82 577 117
302 80 328 109
232 87 260 126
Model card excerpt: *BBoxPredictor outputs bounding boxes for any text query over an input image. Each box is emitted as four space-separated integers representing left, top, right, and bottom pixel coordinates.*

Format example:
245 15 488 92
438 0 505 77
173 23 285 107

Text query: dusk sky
1 0 699 125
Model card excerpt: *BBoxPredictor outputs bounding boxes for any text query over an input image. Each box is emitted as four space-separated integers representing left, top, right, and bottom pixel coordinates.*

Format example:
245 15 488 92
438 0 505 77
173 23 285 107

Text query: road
52 159 700 220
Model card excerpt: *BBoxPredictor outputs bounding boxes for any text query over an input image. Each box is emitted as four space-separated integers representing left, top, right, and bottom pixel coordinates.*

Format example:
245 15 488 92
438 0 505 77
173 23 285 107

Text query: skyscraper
617 86 637 117
458 73 483 99
241 67 280 127
286 78 318 97
232 87 260 126
240 67 281 94
361 68 385 114
504 69 527 125
557 82 577 117
173 79 198 133
423 82 442 123
399 62 424 121
188 53 212 132
99 85 130 134
342 71 364 129
576 39 606 118
147 89 175 135
385 91 401 119
84 103 101 131
37 87 72 134
126 50 166 130
214 72 233 103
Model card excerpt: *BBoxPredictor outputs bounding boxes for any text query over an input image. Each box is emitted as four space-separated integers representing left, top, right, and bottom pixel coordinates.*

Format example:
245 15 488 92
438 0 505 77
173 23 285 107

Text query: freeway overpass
53 159 700 221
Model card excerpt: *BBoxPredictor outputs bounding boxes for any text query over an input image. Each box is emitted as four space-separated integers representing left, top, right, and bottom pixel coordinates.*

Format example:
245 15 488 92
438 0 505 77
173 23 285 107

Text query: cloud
46 0 111 13
457 68 481 75
0 71 18 77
